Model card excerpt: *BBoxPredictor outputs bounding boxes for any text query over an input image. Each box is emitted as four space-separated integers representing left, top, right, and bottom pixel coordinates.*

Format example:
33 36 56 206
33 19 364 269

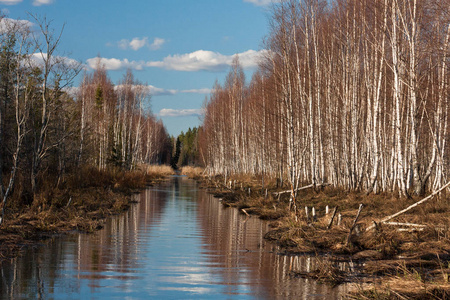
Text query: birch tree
30 15 80 195
199 0 450 197
0 18 33 225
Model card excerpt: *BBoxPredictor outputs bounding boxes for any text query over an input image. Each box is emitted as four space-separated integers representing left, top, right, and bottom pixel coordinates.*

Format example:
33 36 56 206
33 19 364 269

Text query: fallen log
273 184 314 196
273 183 331 196
366 181 450 231
383 222 427 228
397 228 425 232
382 222 445 231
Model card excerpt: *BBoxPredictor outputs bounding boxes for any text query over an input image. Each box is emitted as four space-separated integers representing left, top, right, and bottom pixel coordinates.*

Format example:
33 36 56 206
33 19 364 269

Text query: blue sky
1 0 274 136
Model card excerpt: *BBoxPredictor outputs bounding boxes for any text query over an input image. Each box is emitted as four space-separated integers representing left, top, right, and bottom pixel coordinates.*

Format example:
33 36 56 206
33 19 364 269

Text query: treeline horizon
78 64 172 170
200 0 450 197
171 127 201 169
0 14 171 225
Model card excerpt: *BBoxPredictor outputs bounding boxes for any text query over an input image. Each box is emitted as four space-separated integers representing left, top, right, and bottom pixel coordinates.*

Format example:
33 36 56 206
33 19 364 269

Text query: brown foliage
0 167 170 262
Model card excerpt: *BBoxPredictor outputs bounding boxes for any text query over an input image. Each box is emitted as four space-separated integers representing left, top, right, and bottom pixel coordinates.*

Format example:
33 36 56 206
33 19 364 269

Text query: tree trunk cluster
200 0 450 196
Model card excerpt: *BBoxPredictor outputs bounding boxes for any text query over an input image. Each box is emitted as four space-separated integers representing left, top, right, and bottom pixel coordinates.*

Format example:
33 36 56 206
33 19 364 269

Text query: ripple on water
0 177 348 300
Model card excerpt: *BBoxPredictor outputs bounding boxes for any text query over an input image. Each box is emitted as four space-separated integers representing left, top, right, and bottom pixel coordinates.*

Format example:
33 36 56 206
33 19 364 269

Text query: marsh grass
180 166 204 179
202 173 450 297
347 278 450 299
291 255 347 286
0 165 173 262
145 164 175 178
209 174 450 255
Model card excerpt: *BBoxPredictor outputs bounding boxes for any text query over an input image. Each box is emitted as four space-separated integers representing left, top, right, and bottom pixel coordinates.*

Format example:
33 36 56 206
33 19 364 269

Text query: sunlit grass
143 164 175 177
180 166 204 178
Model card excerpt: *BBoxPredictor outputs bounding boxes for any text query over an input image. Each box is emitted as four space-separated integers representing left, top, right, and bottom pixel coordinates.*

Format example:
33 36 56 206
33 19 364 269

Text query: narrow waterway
0 176 350 299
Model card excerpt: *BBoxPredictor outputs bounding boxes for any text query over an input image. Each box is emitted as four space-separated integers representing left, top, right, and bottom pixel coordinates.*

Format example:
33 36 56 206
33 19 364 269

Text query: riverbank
0 165 174 263
182 169 450 299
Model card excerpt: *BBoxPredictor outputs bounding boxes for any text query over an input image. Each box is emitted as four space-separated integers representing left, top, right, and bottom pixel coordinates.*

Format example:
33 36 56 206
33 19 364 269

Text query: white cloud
146 50 228 72
134 85 209 96
0 0 22 5
147 49 268 72
148 85 177 96
114 37 165 51
117 37 149 51
86 57 145 71
244 0 279 6
236 49 270 69
0 18 33 34
159 108 205 117
129 37 148 51
150 37 165 50
117 39 129 50
180 88 211 94
147 86 210 96
87 49 269 72
30 52 81 72
33 0 54 6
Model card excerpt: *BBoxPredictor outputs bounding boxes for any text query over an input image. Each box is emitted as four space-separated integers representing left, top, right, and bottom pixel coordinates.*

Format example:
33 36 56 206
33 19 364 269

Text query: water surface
0 176 348 299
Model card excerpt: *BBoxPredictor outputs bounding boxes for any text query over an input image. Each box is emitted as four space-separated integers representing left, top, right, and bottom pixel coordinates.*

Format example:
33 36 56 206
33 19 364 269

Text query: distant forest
170 127 201 169
200 0 450 197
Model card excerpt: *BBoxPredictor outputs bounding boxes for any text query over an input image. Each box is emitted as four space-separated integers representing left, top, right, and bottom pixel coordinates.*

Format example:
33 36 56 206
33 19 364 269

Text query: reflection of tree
195 190 348 299
1 178 350 298
0 183 169 297
74 187 169 282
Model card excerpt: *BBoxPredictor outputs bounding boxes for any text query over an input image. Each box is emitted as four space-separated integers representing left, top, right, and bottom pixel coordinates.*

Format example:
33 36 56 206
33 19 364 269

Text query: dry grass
144 164 175 177
347 277 450 299
180 166 204 179
204 173 450 296
0 166 169 263
212 175 450 255
291 255 347 286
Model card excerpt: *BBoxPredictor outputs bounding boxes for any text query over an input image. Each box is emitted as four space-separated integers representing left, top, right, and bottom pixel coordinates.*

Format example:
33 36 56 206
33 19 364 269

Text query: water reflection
0 176 348 299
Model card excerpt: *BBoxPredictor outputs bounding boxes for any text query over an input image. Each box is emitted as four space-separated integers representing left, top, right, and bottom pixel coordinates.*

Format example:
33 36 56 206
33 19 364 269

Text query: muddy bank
0 167 172 263
194 174 450 299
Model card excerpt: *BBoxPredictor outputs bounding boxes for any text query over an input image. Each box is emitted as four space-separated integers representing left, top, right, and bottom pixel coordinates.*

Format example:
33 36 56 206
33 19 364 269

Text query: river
0 176 350 299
